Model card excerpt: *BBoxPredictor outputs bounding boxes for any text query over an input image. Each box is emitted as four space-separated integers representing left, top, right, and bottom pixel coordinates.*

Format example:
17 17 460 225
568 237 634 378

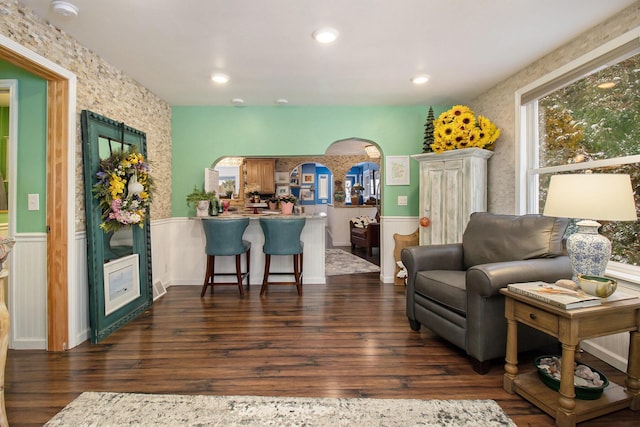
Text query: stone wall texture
0 0 172 231
469 2 640 214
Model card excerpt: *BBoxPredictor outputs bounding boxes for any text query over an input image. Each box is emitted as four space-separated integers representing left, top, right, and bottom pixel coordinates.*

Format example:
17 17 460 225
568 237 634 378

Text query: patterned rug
45 392 516 426
325 248 380 276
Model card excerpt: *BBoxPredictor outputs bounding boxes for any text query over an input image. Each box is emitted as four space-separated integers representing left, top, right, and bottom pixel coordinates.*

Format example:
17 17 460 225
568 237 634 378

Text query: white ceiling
15 0 637 107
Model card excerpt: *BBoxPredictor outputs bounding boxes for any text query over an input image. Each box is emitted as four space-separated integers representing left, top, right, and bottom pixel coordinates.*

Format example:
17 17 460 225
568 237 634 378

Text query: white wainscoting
9 233 47 349
71 232 90 348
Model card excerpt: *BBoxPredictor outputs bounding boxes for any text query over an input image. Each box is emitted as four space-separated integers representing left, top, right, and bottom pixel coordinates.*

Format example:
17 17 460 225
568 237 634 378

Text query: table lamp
543 173 637 280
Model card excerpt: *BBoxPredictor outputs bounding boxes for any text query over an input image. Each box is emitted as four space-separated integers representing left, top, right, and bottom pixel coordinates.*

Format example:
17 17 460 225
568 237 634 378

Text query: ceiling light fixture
275 99 289 105
230 98 244 106
312 27 339 44
365 145 381 158
411 75 430 85
51 1 79 17
211 73 230 84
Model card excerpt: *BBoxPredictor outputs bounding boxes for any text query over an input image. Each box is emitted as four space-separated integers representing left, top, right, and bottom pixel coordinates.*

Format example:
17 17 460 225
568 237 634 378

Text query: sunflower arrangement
431 105 500 153
93 148 153 233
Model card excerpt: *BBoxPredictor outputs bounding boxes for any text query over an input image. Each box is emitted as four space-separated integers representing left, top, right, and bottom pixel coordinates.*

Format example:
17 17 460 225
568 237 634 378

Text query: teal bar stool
200 217 251 297
259 217 306 296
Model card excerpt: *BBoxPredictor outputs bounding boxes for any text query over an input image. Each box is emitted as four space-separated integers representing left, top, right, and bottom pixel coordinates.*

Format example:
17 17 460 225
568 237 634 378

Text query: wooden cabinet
245 159 275 194
412 148 493 245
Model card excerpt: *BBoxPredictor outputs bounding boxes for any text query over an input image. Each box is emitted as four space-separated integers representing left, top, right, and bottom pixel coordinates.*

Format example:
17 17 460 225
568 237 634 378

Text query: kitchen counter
188 214 326 285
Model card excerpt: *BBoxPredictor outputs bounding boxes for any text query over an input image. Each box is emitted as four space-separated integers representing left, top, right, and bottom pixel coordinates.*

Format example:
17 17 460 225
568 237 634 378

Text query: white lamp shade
543 174 637 221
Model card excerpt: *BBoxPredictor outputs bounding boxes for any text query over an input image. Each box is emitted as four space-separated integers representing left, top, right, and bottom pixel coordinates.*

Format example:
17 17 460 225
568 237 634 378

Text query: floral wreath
432 105 500 153
93 148 153 233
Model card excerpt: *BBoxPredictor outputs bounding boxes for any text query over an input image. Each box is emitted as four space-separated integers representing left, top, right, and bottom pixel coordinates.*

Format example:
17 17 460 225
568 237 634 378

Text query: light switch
397 195 408 206
28 193 39 211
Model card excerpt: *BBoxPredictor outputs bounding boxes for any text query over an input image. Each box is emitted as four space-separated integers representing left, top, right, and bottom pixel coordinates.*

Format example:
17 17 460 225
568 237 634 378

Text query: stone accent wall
276 155 380 207
0 0 172 230
469 3 640 214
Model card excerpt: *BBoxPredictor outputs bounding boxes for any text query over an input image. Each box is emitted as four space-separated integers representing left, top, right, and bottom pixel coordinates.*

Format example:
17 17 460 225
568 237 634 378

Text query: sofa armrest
466 255 573 298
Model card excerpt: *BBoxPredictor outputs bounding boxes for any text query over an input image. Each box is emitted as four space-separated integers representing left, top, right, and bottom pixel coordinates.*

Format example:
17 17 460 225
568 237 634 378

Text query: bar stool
259 217 306 296
200 217 251 297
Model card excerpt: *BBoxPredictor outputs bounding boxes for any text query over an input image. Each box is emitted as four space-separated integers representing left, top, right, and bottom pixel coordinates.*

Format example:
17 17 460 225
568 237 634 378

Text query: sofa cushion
462 212 568 269
414 270 467 316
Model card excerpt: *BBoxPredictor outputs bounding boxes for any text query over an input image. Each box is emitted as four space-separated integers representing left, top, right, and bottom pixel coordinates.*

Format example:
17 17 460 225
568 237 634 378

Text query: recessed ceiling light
211 73 230 84
51 1 79 17
411 75 430 85
312 27 339 44
275 99 289 105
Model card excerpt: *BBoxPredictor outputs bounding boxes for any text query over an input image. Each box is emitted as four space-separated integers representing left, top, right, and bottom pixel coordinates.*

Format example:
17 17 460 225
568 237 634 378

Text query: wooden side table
501 288 640 427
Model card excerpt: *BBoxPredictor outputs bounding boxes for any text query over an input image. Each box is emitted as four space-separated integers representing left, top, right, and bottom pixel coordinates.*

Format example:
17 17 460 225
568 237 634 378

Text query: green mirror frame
81 110 153 343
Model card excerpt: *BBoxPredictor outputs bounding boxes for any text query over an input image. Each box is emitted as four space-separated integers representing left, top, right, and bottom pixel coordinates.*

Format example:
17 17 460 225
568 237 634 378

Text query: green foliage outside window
537 53 640 265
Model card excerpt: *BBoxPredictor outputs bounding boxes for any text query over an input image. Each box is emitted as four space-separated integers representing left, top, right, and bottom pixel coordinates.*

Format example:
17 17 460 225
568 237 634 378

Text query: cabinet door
245 159 275 194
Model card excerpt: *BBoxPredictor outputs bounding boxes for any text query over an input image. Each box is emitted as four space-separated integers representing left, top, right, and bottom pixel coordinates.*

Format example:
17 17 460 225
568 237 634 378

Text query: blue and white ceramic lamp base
566 220 611 281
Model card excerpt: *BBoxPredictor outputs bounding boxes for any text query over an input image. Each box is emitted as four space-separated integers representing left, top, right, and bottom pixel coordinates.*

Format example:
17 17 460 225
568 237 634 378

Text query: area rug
325 248 380 276
45 392 516 426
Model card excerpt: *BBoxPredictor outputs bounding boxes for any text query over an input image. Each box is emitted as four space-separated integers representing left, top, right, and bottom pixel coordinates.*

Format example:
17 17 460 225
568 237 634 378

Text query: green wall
172 105 448 217
0 60 48 232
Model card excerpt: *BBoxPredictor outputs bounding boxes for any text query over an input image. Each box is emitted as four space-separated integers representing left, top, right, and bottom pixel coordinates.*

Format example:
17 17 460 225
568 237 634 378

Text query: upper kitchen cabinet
245 158 275 194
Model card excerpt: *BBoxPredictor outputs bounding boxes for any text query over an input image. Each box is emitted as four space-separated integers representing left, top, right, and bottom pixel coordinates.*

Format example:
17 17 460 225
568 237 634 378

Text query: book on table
507 282 601 310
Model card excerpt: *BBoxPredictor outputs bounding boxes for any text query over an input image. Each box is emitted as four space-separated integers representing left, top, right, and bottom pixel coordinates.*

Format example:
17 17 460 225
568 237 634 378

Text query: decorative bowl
534 355 608 400
577 274 617 298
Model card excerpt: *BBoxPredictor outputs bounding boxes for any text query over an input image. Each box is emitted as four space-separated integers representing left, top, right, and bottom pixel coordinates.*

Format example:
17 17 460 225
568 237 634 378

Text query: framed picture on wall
103 254 141 316
276 185 290 196
302 173 315 184
300 188 314 201
385 155 410 186
275 171 289 184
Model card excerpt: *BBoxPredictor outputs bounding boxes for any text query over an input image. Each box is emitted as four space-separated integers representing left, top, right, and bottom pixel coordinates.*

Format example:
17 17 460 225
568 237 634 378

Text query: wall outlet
397 195 408 206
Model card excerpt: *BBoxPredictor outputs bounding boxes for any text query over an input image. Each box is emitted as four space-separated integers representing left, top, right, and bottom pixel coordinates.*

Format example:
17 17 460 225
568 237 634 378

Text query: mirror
81 110 153 343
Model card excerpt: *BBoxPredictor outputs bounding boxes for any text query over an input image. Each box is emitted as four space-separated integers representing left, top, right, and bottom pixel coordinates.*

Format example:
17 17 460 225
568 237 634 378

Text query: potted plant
267 195 278 211
186 186 218 216
277 194 297 215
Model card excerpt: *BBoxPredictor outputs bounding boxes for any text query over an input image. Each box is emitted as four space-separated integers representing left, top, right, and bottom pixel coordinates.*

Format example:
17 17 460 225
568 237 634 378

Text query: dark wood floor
5 274 637 426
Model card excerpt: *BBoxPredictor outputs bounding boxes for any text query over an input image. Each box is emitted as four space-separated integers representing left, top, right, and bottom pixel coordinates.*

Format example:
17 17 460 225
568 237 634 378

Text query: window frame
515 28 640 284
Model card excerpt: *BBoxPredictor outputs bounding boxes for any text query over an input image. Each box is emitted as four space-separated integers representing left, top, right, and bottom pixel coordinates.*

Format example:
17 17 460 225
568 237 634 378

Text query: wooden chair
349 211 380 257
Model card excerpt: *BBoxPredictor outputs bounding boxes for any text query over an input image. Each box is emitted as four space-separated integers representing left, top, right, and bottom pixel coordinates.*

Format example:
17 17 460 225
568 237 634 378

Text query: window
518 31 640 281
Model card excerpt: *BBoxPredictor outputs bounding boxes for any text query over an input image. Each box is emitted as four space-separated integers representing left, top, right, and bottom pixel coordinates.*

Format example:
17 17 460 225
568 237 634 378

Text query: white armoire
412 148 493 245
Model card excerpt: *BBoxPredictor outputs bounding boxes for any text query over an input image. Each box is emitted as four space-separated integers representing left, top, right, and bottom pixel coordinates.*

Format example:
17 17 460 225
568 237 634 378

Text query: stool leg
200 255 214 297
294 254 302 296
235 254 245 297
260 254 271 296
245 249 251 290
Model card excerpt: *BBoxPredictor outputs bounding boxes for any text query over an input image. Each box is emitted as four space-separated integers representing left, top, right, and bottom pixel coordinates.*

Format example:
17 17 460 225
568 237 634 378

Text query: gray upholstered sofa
401 212 572 374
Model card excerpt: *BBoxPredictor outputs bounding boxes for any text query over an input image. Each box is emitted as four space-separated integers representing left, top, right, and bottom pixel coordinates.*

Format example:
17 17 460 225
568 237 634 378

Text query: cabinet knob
529 313 537 320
